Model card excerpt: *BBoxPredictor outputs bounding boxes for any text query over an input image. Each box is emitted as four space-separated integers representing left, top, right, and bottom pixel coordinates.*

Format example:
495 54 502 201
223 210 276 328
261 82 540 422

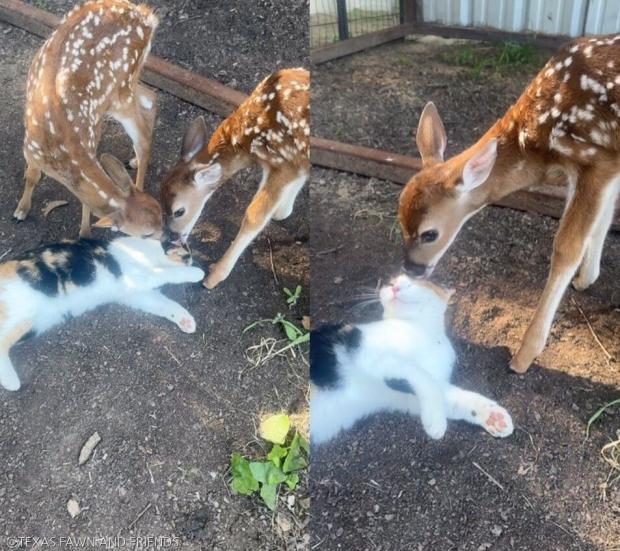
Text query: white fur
310 275 514 444
0 237 204 391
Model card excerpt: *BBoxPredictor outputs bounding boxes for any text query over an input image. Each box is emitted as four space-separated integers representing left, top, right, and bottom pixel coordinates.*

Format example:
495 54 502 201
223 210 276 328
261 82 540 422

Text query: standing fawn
161 68 309 289
17 0 163 238
399 36 620 374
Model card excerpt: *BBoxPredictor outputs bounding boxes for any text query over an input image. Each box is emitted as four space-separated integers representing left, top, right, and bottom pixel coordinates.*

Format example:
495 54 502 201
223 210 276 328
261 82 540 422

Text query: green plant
586 398 620 437
244 313 309 347
283 285 303 308
230 415 309 511
440 41 543 78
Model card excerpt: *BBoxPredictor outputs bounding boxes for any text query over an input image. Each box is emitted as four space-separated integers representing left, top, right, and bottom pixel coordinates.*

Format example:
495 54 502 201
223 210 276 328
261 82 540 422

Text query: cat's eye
173 207 186 218
420 230 438 243
142 232 154 238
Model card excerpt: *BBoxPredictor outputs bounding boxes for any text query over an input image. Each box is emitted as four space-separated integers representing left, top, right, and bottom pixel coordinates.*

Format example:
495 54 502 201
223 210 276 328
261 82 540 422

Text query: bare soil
0 1 309 550
310 38 620 551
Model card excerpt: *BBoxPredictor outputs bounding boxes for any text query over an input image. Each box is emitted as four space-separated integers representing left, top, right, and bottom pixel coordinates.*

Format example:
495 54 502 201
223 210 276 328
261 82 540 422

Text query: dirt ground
310 39 620 550
0 1 309 550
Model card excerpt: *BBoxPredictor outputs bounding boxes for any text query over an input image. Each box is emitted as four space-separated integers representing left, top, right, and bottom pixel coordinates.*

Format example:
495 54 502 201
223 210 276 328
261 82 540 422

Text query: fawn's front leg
122 291 197 333
205 166 294 289
14 163 41 221
510 175 609 373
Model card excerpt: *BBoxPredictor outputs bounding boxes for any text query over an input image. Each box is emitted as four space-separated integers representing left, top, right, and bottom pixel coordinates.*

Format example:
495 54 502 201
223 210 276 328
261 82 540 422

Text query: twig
128 503 152 531
0 248 12 261
571 297 613 364
163 345 181 366
472 461 505 492
267 237 279 285
315 245 344 256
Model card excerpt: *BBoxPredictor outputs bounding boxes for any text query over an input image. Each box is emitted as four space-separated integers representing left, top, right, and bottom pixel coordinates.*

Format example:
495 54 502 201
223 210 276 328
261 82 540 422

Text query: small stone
428 478 436 486
67 499 81 518
276 513 292 533
385 514 395 521
334 276 343 284
491 525 503 537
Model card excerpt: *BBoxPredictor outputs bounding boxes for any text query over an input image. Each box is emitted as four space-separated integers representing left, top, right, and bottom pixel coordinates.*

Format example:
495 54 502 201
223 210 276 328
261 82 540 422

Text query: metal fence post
336 0 349 41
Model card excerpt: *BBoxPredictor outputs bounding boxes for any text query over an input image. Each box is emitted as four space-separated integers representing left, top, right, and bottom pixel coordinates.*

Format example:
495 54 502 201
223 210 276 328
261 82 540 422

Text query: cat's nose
392 285 400 296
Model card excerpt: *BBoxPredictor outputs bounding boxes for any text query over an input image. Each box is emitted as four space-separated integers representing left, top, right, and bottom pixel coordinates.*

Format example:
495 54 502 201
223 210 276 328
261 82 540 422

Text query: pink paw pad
178 317 196 333
482 407 513 438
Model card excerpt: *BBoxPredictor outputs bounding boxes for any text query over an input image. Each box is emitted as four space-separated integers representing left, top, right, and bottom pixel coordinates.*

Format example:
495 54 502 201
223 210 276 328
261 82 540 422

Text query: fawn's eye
420 230 438 243
173 207 186 218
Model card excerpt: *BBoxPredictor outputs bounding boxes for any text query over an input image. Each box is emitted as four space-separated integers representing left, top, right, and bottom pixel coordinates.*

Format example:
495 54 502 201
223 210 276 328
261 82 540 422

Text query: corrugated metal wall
422 0 620 37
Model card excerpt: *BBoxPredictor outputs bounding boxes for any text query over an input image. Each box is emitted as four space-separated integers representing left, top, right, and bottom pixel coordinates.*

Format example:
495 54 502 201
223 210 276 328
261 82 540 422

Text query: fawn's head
398 102 497 277
93 154 163 239
160 117 224 244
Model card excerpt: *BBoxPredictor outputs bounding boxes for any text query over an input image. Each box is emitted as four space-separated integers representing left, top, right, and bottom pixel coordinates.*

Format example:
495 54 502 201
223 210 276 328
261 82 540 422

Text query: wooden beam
310 137 420 183
311 24 414 65
408 22 569 50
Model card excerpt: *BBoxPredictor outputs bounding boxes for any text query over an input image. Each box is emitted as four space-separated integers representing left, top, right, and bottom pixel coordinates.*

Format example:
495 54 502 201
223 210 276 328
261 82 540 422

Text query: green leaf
267 444 288 468
586 398 620 437
285 472 299 491
282 432 308 473
260 482 279 511
249 461 286 486
283 287 292 298
259 414 290 445
230 453 259 495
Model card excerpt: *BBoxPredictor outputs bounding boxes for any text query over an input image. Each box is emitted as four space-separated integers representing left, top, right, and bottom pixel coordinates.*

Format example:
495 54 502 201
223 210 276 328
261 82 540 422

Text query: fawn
399 36 620 374
160 68 309 289
16 0 163 238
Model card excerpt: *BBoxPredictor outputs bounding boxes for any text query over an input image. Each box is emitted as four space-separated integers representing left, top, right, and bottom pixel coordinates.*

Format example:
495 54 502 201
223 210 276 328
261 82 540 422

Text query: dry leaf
42 200 68 218
302 316 310 331
78 432 101 466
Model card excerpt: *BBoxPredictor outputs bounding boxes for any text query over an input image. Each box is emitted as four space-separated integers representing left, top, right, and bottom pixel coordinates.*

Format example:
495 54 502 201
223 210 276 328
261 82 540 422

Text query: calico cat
310 274 514 444
0 237 204 391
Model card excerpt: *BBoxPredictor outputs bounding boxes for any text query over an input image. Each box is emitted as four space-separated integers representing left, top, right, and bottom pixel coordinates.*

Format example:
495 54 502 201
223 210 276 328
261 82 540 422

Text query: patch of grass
440 41 543 78
230 414 308 511
33 0 48 8
586 398 620 437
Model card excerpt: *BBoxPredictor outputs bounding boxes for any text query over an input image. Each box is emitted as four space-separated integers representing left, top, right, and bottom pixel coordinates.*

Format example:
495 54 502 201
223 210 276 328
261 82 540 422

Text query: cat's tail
0 355 21 391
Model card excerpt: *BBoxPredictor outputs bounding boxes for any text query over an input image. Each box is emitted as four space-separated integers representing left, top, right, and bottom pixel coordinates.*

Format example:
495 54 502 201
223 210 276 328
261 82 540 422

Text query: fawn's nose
402 258 427 278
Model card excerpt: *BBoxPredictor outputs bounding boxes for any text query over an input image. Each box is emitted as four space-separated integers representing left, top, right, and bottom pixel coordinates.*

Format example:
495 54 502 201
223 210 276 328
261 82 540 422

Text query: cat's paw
479 403 513 438
177 315 197 334
0 370 21 391
422 412 448 440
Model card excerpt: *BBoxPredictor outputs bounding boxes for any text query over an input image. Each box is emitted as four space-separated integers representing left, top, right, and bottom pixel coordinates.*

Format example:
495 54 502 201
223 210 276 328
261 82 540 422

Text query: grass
586 398 620 496
440 41 544 78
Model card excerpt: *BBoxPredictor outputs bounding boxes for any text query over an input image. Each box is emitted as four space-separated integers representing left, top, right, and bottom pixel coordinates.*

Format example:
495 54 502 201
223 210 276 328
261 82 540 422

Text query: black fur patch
310 323 362 389
15 239 121 296
384 378 415 395
17 329 37 344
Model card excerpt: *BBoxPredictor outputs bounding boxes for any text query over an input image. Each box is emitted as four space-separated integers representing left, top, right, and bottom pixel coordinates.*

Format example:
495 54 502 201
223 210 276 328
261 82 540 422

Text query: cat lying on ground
310 274 513 444
0 237 204 391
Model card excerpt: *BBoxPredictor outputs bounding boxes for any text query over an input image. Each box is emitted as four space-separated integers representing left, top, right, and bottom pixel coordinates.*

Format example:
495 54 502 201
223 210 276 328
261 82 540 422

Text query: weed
440 41 543 78
230 414 308 511
283 285 303 308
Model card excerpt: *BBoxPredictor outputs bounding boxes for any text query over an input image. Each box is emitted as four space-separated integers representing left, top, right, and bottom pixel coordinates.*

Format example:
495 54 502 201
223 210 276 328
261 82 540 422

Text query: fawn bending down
399 35 620 374
17 0 163 238
310 275 513 444
0 237 204 391
161 68 310 289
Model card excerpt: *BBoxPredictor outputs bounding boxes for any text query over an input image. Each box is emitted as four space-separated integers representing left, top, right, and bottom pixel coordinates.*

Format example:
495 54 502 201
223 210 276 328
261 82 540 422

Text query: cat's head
379 274 454 321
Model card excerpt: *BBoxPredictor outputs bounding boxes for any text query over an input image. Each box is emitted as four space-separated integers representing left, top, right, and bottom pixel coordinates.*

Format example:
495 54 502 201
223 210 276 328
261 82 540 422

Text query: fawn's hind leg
110 85 157 190
272 169 307 221
204 165 294 289
0 321 33 391
14 163 42 221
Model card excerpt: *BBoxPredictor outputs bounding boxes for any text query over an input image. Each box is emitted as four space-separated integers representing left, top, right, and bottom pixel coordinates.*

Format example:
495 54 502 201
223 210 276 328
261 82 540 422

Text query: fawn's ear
459 139 497 192
416 102 447 167
182 116 208 161
100 153 133 196
92 211 122 230
194 162 222 190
